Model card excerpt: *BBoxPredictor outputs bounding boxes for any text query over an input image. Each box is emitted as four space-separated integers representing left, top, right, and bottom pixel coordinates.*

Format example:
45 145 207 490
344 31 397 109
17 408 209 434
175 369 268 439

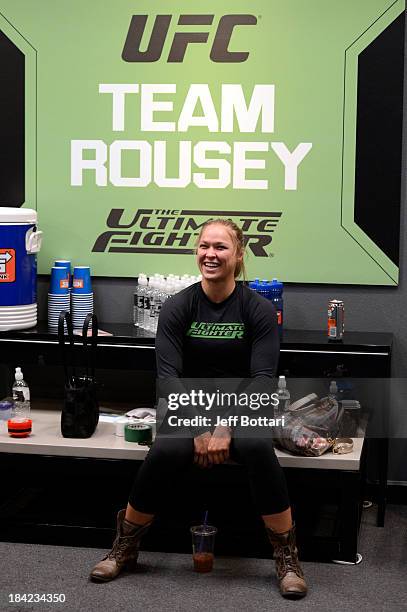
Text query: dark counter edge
0 323 393 353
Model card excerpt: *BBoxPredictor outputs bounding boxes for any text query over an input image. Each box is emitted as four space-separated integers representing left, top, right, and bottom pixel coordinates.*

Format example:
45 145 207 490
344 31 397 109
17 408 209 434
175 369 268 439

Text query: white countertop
0 409 364 470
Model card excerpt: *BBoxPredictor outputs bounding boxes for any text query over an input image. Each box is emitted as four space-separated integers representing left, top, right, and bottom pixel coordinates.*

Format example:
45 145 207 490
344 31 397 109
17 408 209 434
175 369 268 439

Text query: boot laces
276 544 304 579
106 535 137 563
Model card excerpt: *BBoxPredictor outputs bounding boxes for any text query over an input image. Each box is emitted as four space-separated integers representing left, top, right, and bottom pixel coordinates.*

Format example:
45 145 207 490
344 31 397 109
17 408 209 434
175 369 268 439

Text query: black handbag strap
58 310 75 382
82 313 98 379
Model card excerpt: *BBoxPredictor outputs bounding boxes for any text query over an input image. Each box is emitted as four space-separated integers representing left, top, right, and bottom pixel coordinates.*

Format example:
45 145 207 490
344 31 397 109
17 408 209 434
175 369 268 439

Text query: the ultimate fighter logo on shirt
187 322 245 339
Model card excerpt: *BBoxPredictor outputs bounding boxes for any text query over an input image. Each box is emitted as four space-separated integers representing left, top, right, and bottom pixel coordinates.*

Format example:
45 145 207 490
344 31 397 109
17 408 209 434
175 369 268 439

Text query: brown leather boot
266 523 307 599
90 509 152 582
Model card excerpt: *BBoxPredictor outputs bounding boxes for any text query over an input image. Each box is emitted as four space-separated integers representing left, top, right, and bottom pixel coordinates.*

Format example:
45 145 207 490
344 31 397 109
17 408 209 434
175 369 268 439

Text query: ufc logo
122 14 257 63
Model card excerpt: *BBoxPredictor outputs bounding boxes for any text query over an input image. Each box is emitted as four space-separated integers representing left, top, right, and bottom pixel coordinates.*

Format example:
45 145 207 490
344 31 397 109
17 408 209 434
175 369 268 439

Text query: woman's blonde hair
196 218 247 280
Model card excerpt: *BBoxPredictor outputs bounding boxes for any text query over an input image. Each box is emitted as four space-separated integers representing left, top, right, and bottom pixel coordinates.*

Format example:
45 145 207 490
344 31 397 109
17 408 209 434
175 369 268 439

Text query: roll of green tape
125 423 152 444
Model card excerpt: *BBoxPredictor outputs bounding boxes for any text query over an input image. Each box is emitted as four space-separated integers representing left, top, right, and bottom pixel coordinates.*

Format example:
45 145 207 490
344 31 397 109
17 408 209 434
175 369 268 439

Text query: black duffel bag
58 310 99 438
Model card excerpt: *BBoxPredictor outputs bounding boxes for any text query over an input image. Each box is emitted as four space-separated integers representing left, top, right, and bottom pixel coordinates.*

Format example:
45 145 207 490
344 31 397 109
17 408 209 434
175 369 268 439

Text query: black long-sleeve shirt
155 281 279 434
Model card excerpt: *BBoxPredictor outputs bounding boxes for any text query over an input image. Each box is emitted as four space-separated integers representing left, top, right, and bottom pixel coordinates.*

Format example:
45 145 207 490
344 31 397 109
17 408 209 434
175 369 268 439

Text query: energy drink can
328 300 344 340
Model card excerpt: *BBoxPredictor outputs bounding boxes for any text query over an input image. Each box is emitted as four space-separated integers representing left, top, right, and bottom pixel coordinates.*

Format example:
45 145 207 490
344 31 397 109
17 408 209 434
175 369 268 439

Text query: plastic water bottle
137 275 148 328
133 273 143 326
249 278 260 292
133 274 147 327
258 279 269 299
161 280 169 306
168 281 176 297
12 367 31 421
144 276 156 329
329 380 338 401
152 280 168 334
270 278 284 338
151 280 161 334
148 278 161 332
277 375 290 414
142 278 153 330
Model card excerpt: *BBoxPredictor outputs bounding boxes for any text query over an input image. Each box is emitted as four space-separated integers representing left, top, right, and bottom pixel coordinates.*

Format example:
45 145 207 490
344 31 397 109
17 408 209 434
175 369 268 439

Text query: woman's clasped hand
193 426 232 468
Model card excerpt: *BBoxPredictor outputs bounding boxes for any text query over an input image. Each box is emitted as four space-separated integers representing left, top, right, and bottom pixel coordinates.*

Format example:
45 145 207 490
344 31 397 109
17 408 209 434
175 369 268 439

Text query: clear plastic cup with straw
191 513 217 573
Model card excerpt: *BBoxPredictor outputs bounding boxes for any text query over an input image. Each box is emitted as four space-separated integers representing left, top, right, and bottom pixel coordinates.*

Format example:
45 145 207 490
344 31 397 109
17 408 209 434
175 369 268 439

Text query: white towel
126 407 156 419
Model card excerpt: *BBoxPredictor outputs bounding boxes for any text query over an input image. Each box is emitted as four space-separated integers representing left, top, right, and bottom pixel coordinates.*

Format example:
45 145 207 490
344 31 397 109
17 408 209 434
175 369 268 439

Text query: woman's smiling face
197 223 242 284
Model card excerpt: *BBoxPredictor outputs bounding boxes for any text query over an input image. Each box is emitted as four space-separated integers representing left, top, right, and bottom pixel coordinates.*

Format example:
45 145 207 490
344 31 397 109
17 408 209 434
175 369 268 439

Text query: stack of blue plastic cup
71 266 93 329
48 267 70 329
54 260 72 288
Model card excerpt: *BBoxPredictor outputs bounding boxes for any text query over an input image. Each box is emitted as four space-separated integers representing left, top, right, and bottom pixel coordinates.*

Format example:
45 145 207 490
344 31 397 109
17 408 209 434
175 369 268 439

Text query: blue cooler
0 207 43 331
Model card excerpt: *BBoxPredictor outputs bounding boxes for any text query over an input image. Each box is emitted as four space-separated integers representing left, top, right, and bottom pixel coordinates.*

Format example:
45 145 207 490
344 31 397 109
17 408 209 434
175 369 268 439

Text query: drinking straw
198 510 209 553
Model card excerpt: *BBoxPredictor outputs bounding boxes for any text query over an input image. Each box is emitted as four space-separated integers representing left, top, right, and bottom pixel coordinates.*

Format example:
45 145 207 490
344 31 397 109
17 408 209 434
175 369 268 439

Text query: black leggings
129 433 290 516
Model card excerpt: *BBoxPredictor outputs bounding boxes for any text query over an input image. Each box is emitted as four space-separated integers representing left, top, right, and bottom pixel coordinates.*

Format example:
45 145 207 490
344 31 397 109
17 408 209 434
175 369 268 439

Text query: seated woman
90 219 307 599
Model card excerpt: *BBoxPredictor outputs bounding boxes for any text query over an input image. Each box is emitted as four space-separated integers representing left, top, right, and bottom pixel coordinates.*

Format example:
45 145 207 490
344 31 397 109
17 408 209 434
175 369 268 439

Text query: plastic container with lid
0 207 42 331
